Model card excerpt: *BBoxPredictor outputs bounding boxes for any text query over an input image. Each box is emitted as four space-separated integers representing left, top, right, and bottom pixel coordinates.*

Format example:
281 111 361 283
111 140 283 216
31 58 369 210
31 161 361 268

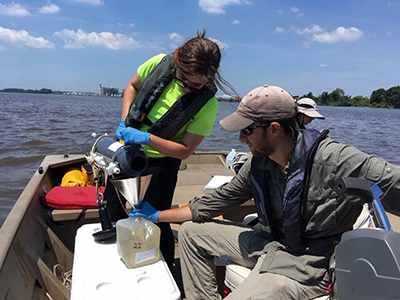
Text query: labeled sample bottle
116 216 161 268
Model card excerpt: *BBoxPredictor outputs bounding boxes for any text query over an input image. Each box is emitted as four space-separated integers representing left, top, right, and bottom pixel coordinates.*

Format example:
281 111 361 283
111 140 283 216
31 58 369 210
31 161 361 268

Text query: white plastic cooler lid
71 223 181 300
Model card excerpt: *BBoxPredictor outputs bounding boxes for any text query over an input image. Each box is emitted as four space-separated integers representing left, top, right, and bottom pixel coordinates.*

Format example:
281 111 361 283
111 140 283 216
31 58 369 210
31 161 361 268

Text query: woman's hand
120 127 150 145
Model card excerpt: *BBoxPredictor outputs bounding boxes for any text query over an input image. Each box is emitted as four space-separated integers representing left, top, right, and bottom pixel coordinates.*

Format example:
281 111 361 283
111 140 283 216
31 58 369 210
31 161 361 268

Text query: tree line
2 85 399 108
301 85 400 108
0 88 54 94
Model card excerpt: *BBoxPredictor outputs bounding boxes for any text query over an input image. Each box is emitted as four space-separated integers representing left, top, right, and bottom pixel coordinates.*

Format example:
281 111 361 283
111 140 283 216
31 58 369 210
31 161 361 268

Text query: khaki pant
178 220 328 300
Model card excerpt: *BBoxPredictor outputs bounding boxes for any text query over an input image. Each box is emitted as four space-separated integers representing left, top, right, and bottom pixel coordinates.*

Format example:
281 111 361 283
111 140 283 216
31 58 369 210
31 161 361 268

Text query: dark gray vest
125 54 216 139
250 129 329 251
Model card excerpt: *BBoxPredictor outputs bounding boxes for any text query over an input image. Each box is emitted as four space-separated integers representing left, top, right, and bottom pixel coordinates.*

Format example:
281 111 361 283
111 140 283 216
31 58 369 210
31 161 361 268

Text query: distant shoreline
0 88 59 94
1 87 399 108
0 88 239 101
0 88 100 97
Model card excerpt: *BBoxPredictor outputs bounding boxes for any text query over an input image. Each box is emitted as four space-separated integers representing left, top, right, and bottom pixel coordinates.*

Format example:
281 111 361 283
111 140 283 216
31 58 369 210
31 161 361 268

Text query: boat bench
50 202 186 223
50 208 99 222
42 186 100 223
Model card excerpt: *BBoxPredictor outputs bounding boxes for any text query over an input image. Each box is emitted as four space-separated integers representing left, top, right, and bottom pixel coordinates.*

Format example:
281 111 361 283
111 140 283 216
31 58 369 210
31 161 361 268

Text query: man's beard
250 130 274 157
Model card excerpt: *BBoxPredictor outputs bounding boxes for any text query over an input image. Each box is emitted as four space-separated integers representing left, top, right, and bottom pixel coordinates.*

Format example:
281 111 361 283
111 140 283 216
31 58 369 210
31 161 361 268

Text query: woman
116 30 236 267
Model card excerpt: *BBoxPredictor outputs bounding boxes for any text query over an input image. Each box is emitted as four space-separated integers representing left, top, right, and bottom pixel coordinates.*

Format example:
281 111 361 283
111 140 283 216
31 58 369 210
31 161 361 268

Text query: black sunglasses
174 69 203 93
175 77 200 93
241 123 270 136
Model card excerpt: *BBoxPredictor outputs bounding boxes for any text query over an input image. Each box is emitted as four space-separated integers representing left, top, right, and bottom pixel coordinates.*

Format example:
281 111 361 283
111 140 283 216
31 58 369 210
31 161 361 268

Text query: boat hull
0 152 246 299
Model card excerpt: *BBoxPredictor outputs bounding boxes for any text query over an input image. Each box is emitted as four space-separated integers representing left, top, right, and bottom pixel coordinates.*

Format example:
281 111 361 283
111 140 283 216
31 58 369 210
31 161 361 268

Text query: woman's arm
148 131 204 160
121 74 142 120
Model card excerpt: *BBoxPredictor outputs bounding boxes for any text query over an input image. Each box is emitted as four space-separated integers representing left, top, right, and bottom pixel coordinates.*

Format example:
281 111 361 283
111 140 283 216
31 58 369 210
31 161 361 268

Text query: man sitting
132 85 400 300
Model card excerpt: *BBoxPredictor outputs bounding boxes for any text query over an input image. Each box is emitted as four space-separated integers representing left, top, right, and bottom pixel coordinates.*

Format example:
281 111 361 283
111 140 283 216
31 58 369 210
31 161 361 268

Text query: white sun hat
296 98 325 119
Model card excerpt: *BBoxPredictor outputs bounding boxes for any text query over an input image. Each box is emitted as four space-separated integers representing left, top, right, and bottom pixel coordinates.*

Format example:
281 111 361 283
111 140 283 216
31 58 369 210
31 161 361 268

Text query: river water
1 92 400 226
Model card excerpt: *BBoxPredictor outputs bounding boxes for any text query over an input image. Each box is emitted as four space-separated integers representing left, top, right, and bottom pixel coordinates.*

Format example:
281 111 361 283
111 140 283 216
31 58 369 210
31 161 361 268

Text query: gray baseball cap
219 85 297 131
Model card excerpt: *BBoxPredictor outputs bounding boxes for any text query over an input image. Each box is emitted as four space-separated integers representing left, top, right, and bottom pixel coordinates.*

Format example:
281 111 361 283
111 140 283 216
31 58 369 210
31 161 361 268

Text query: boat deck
174 151 233 205
1 152 399 300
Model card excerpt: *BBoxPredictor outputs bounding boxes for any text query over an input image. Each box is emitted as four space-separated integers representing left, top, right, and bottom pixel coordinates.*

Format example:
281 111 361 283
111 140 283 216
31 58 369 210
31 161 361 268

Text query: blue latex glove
120 127 150 145
116 120 126 140
129 201 160 223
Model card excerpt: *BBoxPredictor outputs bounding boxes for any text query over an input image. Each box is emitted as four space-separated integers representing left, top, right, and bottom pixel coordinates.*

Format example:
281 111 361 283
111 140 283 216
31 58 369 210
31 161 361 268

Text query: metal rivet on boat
38 166 44 174
386 167 392 173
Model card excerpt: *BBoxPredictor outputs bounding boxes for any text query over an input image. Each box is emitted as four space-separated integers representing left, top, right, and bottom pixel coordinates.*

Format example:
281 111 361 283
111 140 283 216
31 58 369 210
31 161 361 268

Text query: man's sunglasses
241 123 270 136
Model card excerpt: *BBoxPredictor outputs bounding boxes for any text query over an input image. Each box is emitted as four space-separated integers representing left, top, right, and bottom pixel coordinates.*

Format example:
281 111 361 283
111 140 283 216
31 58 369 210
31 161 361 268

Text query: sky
0 0 399 98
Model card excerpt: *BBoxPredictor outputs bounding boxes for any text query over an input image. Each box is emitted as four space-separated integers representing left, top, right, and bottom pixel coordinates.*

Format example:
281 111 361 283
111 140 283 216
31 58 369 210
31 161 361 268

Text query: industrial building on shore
99 84 120 96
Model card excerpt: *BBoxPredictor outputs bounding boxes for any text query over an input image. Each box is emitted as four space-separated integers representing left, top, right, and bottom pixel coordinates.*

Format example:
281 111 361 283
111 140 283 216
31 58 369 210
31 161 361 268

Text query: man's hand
130 201 160 223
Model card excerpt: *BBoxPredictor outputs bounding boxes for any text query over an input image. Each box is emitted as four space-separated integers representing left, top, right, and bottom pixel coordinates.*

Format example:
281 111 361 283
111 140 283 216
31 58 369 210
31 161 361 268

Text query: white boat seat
224 204 372 299
352 203 372 229
224 262 252 291
224 255 335 300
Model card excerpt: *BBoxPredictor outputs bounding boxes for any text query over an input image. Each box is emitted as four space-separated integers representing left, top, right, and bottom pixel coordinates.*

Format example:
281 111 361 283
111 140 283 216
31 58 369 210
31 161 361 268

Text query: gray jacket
189 137 400 284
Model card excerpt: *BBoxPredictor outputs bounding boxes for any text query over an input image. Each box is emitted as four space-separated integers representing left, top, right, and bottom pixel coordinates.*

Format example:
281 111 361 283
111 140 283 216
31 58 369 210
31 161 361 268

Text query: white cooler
71 223 181 300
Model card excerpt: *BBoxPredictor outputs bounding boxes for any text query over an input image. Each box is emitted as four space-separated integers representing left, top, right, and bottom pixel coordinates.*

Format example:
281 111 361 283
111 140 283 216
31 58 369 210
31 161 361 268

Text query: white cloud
169 33 184 49
169 32 184 42
312 27 363 43
0 2 31 16
292 24 323 35
117 22 135 28
275 27 285 33
0 26 54 48
276 24 362 44
38 4 60 14
289 6 303 17
198 0 246 14
319 63 329 68
210 38 228 50
53 29 142 50
232 19 240 25
72 0 104 5
275 24 323 35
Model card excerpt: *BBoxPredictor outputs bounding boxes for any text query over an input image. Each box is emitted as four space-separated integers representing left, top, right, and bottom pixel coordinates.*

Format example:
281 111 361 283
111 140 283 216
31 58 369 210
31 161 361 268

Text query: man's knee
227 272 301 300
178 221 195 242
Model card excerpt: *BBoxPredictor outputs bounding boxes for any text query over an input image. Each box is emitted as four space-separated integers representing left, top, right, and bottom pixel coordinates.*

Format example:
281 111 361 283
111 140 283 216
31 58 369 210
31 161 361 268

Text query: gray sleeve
319 139 400 212
304 139 400 237
189 157 254 222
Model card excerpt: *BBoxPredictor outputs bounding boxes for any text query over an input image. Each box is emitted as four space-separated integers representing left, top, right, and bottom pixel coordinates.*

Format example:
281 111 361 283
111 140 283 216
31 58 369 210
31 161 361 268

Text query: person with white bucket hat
296 97 325 128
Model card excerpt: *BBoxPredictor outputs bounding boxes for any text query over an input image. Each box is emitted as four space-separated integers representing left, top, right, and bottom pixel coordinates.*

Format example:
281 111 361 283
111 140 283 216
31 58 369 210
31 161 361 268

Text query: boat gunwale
0 154 85 268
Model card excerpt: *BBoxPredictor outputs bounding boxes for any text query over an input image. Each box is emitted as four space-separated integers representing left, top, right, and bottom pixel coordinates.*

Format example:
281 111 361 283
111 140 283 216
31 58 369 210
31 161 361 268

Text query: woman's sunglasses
175 69 204 93
241 123 270 136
